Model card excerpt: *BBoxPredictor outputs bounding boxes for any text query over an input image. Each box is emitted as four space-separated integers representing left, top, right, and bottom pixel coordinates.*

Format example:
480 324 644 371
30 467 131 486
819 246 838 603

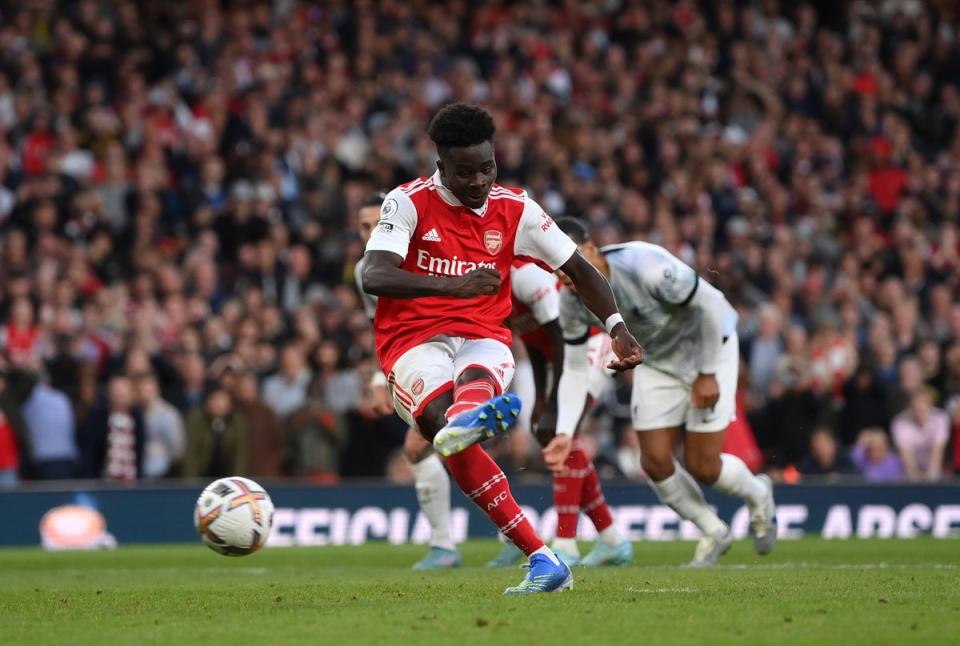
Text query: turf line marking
51 567 269 576
627 587 697 594
673 562 959 571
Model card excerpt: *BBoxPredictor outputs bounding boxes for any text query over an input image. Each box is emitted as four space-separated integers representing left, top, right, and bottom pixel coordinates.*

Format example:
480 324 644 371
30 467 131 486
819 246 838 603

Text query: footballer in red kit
485 260 633 569
361 103 642 595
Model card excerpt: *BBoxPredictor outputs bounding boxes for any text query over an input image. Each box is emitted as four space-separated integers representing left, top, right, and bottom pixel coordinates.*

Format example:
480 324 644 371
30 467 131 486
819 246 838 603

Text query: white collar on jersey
431 170 488 217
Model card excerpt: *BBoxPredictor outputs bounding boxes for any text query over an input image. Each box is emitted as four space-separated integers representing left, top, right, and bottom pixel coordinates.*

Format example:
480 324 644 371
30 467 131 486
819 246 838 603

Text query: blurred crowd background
1 0 959 487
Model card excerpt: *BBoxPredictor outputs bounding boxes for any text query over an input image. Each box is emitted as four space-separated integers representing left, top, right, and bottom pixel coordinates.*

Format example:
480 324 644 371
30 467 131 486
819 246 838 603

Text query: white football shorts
387 335 515 430
630 333 739 433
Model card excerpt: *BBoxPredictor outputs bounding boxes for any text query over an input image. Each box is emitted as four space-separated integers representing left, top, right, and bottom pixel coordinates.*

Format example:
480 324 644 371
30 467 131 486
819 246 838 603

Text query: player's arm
360 189 500 299
541 334 590 471
687 278 728 408
539 292 591 471
514 197 641 371
362 250 500 299
559 252 642 371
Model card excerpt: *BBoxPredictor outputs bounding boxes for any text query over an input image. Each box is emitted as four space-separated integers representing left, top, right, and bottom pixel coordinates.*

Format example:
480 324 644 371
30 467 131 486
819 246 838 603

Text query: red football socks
445 444 544 555
553 444 589 539
582 456 614 533
445 378 496 419
553 442 615 538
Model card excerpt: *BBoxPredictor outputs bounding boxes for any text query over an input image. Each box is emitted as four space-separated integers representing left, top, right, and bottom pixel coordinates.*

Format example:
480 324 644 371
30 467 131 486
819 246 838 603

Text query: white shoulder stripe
404 181 433 197
400 178 428 194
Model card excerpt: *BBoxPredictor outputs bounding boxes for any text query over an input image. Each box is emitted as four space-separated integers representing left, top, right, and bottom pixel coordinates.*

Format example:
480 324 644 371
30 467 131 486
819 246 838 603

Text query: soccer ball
194 477 274 556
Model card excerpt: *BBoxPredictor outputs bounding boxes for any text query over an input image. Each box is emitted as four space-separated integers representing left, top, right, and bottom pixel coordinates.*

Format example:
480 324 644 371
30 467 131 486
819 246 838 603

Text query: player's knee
456 367 496 388
686 454 721 485
641 453 674 482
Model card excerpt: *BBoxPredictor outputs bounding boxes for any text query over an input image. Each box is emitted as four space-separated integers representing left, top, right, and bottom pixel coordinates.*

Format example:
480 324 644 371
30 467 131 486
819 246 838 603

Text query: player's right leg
632 364 730 567
403 428 461 570
421 338 571 594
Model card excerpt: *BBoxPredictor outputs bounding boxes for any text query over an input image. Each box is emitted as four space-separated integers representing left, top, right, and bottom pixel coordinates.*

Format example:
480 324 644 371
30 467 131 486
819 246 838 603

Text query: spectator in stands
77 376 146 481
234 371 284 478
0 371 21 485
135 372 186 479
747 303 784 403
182 388 248 478
891 389 950 482
261 343 311 419
850 428 904 482
284 377 348 482
839 363 891 447
20 373 78 480
797 428 857 479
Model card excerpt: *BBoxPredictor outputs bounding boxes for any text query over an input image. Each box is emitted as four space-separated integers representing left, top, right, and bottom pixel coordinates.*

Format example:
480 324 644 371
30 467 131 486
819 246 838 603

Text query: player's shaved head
429 103 497 210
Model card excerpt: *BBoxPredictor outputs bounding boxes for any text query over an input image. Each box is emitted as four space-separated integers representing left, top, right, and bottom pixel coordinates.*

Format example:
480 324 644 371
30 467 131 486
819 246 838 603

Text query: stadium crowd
1 0 959 486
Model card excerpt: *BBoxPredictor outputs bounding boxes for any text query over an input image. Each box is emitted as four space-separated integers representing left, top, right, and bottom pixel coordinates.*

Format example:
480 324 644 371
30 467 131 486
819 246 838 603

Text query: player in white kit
355 194 461 570
545 218 777 566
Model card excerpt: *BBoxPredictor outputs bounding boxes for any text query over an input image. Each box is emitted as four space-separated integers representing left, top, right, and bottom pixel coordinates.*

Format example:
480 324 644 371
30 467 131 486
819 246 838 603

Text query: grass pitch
1 538 958 645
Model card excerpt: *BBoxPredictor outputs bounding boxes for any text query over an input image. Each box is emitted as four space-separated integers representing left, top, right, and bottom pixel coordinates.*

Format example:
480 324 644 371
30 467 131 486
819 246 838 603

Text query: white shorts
387 335 515 430
586 332 615 400
630 334 739 433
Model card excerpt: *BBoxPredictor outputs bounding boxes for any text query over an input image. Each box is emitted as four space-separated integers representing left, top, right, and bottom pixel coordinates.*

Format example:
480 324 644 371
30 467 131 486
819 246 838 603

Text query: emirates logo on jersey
484 230 503 255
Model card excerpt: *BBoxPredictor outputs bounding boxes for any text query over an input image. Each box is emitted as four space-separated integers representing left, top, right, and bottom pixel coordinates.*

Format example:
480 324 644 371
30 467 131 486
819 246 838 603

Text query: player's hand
691 373 720 409
607 324 643 371
542 434 572 472
448 268 501 298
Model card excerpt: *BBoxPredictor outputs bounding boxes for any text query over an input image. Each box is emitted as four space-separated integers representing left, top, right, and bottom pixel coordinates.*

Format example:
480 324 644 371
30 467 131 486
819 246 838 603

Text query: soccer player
546 218 777 567
355 194 462 570
486 260 632 568
361 104 642 594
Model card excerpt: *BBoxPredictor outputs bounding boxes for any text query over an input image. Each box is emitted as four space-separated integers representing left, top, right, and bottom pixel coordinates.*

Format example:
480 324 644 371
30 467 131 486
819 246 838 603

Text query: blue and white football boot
503 553 574 595
433 393 521 457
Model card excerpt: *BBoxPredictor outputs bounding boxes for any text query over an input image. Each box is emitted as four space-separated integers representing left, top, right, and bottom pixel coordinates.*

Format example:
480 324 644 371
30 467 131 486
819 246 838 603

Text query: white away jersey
559 241 737 382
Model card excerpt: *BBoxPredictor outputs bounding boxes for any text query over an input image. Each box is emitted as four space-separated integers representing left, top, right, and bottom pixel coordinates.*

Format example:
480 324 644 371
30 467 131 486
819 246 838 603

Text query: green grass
1 539 958 645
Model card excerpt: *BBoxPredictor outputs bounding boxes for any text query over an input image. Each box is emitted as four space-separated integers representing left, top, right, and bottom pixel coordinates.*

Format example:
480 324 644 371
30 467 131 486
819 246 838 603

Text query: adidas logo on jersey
421 228 442 242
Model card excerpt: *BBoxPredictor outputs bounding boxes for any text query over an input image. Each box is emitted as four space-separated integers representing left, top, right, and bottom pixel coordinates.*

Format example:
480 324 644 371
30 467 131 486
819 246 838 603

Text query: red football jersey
365 171 576 373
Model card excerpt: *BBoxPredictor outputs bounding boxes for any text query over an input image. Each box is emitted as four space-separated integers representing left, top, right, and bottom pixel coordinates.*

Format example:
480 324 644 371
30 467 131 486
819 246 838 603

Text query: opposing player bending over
355 194 461 570
487 260 632 568
549 218 776 567
362 104 642 593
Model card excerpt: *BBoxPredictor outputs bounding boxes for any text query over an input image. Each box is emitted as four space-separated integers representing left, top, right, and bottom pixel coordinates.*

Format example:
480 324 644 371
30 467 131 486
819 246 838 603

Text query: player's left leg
683 334 777 555
684 431 776 555
404 429 461 570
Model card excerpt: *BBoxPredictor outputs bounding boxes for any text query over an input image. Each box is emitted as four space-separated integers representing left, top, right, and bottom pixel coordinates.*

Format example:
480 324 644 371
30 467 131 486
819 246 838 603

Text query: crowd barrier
2 480 959 547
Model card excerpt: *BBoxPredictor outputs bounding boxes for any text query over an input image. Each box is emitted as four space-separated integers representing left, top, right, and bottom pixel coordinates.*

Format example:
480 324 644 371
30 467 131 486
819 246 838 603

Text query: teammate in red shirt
362 103 642 594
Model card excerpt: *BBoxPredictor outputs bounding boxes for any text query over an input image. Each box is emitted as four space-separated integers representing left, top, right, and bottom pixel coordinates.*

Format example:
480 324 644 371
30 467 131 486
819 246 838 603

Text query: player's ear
436 158 445 179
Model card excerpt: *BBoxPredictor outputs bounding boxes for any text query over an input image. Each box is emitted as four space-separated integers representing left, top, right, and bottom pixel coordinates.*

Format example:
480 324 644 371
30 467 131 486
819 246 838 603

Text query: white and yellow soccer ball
194 477 274 556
